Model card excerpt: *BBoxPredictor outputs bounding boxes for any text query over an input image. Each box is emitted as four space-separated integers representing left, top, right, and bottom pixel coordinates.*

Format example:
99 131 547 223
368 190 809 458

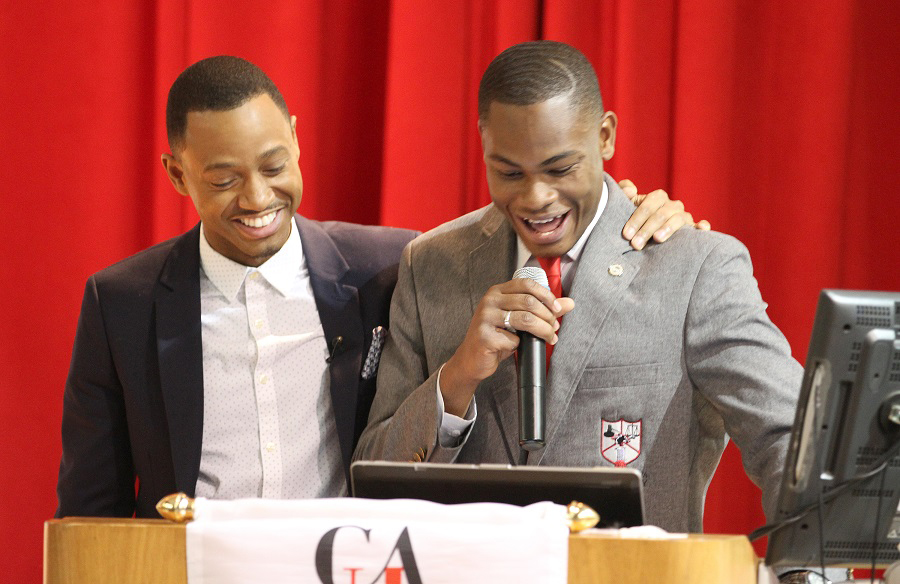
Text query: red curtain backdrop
2 1 898 580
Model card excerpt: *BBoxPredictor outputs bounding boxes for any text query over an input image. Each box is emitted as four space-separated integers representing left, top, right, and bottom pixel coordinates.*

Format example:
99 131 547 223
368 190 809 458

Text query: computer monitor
764 289 900 568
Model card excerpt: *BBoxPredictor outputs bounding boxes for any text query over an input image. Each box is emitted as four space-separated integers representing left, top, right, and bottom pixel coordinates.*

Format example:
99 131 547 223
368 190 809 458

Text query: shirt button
260 375 269 384
255 319 264 329
265 442 276 452
249 272 260 280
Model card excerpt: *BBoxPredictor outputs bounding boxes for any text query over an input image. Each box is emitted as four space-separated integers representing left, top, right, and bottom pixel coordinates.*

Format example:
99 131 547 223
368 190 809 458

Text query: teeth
526 214 564 225
239 210 277 228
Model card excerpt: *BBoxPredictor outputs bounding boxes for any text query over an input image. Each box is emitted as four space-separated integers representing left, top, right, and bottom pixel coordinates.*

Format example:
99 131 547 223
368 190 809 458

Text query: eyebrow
202 146 289 172
488 151 581 168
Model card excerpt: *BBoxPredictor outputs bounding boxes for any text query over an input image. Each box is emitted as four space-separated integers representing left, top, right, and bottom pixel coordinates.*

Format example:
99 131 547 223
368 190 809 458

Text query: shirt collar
199 217 304 301
516 180 608 270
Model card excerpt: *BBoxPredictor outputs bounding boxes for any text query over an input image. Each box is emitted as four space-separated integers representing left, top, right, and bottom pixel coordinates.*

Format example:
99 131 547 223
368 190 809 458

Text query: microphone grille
513 266 549 290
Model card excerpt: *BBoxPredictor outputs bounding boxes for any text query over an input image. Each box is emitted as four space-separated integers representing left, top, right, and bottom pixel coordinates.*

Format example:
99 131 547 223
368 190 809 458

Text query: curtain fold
2 1 897 579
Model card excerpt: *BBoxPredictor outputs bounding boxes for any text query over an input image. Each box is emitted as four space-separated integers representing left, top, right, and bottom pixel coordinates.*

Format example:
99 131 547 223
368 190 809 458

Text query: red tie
538 256 562 362
538 256 562 298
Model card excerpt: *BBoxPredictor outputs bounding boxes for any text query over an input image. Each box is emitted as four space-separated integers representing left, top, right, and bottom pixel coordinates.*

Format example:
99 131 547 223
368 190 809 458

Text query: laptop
350 461 645 528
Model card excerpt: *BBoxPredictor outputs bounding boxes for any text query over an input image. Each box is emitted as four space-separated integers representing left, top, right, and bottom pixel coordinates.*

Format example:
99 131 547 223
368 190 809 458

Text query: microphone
512 266 549 452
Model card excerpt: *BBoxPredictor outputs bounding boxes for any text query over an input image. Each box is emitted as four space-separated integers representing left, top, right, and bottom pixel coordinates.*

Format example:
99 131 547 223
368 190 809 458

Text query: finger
489 294 556 338
630 197 686 250
618 178 638 201
622 189 668 241
505 296 576 344
633 202 687 249
504 292 560 324
476 312 521 353
652 213 712 242
556 297 575 316
488 323 522 349
479 283 558 341
501 277 563 313
506 309 559 344
651 211 693 243
501 301 559 342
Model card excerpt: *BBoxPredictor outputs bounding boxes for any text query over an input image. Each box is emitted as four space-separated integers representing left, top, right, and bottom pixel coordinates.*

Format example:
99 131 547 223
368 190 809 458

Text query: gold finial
566 501 600 532
156 492 195 522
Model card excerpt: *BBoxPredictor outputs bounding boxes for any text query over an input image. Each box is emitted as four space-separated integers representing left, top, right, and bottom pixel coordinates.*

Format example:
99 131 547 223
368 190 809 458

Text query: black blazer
56 216 416 517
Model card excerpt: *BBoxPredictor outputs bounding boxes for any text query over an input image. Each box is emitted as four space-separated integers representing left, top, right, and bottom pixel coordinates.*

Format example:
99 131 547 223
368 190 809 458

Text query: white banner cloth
186 497 569 584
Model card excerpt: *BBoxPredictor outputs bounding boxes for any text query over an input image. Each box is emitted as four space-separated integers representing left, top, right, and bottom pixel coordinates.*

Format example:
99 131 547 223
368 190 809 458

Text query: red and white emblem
600 419 642 467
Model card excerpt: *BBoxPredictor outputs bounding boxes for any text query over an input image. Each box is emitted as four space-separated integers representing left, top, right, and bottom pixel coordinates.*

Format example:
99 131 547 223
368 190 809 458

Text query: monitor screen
764 289 900 568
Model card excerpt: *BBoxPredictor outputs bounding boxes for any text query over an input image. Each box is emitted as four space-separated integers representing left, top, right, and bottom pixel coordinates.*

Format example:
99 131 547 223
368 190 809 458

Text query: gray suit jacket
354 175 802 532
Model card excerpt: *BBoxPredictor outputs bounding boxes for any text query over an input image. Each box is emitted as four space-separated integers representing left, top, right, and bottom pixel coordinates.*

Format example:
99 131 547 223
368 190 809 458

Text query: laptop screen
350 461 645 528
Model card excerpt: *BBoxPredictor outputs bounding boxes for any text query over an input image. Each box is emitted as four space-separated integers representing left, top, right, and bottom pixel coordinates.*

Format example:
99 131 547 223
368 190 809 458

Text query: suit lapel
468 206 521 462
296 216 363 484
529 176 642 465
155 225 204 495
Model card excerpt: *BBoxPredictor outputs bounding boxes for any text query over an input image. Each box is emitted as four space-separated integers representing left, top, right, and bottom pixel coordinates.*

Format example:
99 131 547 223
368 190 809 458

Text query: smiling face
161 93 303 267
480 95 616 258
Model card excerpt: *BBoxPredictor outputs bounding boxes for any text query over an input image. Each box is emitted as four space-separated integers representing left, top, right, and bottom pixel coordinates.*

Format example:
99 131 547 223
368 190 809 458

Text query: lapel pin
608 264 624 277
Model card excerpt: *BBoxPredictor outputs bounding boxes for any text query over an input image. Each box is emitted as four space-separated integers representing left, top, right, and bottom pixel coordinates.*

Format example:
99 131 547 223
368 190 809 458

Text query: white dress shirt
195 218 346 499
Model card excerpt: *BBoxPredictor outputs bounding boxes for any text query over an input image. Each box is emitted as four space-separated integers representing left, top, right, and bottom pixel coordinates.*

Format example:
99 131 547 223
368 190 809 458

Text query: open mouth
517 210 571 246
238 210 278 228
233 208 283 239
523 212 568 234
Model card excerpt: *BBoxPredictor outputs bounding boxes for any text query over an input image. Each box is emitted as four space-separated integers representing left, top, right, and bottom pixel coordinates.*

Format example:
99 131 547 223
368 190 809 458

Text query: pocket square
361 326 386 380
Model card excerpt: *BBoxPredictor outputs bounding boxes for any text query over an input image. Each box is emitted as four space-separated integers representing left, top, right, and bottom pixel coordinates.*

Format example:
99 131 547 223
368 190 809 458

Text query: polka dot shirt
195 219 346 500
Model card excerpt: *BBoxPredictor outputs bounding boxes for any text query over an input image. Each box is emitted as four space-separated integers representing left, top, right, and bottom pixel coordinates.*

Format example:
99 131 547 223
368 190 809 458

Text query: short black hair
478 41 603 122
165 56 289 151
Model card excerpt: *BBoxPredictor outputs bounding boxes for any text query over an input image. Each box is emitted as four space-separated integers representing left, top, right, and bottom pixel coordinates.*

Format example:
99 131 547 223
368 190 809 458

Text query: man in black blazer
56 57 416 517
56 56 699 517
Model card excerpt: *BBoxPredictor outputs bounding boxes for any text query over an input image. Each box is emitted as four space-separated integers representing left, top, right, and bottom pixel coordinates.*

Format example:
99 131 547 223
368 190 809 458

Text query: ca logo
315 525 423 584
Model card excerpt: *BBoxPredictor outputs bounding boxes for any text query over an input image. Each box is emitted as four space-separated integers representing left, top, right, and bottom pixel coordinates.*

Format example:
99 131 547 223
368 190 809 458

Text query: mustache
230 205 283 219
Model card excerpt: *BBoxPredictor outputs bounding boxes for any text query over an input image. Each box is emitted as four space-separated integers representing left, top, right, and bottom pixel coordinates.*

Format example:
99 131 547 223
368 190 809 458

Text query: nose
523 178 556 209
237 173 275 211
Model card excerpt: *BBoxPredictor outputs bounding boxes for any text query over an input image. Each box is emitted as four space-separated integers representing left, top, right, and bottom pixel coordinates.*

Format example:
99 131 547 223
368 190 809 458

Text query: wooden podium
44 518 759 584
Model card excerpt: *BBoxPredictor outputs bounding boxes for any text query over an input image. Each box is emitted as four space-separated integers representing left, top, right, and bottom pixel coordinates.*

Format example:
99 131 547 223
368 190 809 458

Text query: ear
161 153 189 196
477 118 491 157
599 111 618 161
290 115 299 150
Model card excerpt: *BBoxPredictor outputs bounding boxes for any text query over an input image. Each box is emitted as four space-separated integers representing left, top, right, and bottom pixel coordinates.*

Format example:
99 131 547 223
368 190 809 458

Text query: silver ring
503 310 515 332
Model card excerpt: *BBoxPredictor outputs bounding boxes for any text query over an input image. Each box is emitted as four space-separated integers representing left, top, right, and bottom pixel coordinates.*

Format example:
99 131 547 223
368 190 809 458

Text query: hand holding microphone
438 266 574 435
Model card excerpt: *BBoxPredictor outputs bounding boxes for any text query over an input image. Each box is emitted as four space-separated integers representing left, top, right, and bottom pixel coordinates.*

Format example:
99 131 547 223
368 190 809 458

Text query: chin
530 234 576 257
254 245 281 262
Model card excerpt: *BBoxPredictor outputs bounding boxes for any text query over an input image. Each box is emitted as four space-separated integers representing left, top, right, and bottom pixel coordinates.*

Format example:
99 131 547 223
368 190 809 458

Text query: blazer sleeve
684 236 802 520
56 276 135 517
353 241 468 463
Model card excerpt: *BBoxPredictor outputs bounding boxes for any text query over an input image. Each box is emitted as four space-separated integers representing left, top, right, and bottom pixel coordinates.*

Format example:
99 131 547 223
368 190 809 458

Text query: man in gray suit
354 41 802 533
